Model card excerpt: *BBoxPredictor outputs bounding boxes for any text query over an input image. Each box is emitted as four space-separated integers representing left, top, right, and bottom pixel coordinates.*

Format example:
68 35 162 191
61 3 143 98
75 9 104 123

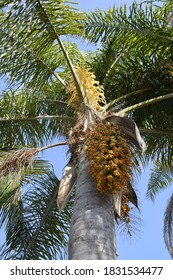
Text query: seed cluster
85 122 132 222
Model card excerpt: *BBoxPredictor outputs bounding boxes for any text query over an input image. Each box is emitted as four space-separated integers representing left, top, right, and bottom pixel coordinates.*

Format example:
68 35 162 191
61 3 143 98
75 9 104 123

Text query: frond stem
105 53 122 80
36 0 87 104
140 128 173 137
29 50 66 87
0 115 75 123
37 141 68 153
116 92 173 116
38 99 67 105
2 29 66 88
105 88 152 111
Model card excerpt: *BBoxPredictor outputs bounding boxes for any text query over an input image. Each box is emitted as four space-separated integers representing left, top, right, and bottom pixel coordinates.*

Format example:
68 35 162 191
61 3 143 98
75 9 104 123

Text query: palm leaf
0 88 76 148
0 159 52 223
140 109 173 167
82 1 173 48
0 0 84 89
0 162 73 259
146 162 173 201
164 193 173 259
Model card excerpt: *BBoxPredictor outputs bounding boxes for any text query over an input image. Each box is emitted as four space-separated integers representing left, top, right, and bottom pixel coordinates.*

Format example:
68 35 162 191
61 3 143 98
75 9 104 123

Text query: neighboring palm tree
0 0 173 259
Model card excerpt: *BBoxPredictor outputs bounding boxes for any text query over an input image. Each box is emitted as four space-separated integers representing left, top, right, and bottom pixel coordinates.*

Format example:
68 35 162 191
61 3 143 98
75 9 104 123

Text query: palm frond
0 159 52 221
0 88 76 148
0 0 84 89
140 110 173 167
0 148 36 177
146 162 173 201
0 162 73 259
82 1 173 49
164 193 173 258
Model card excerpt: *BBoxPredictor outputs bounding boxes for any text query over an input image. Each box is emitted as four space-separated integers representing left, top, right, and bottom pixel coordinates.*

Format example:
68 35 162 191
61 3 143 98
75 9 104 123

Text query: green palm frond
82 1 173 48
0 87 76 148
0 159 52 218
139 109 173 167
164 193 173 259
90 39 173 103
0 0 84 89
146 162 173 201
0 161 73 259
84 1 173 114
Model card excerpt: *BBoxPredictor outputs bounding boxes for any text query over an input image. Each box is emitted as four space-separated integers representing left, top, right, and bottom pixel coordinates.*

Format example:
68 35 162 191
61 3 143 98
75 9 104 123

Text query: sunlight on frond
0 173 22 207
0 149 37 207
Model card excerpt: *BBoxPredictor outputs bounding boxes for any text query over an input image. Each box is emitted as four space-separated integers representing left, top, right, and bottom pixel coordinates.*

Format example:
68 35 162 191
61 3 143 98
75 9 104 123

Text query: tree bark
68 153 117 260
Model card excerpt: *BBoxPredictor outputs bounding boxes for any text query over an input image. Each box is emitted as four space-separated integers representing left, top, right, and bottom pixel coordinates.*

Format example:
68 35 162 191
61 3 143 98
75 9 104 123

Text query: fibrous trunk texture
68 153 117 260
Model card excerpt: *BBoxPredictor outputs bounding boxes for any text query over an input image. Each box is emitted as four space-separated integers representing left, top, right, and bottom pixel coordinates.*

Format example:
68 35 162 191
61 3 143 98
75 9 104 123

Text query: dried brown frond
0 148 37 177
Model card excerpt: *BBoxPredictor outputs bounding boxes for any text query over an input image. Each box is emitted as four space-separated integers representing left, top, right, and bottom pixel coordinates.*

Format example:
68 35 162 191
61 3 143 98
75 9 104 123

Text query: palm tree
82 0 173 258
0 0 173 259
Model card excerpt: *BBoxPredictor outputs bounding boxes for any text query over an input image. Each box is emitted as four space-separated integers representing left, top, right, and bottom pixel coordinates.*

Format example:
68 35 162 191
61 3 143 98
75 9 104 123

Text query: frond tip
147 162 173 201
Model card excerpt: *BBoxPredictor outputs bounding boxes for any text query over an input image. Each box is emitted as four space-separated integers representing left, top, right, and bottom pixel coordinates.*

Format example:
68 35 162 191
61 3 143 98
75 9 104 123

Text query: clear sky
0 0 172 260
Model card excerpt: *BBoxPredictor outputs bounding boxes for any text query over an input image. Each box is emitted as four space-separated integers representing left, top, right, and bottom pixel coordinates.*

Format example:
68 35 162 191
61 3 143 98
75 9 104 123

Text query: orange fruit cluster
85 122 132 222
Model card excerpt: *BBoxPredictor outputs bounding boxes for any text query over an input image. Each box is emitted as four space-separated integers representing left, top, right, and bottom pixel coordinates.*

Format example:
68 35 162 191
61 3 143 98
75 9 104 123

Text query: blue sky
0 0 172 260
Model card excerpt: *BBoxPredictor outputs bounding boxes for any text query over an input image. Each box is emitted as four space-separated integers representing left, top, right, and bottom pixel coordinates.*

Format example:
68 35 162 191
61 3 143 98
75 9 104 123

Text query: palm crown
0 0 173 259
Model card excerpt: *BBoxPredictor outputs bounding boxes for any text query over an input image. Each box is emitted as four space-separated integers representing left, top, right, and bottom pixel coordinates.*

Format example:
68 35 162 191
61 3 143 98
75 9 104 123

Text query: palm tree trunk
68 152 117 260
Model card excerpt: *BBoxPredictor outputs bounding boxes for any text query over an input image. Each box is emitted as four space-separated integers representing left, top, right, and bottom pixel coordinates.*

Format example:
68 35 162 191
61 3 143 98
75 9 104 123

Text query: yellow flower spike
67 64 106 111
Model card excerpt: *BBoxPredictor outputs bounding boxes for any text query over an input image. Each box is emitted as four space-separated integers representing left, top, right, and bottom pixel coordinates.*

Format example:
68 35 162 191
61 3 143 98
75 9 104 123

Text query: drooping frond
140 110 173 167
0 148 36 177
146 161 173 201
164 193 173 259
0 159 46 228
0 162 73 260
